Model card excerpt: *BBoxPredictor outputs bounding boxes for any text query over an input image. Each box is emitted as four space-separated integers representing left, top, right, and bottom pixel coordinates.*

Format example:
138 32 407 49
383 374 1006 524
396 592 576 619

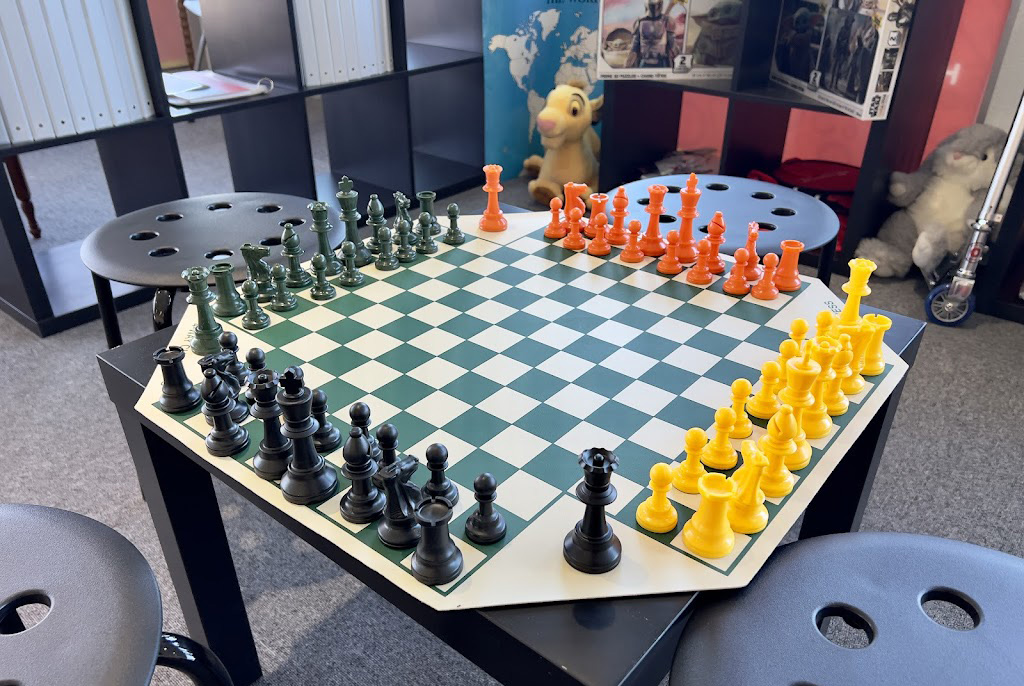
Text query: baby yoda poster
598 0 744 81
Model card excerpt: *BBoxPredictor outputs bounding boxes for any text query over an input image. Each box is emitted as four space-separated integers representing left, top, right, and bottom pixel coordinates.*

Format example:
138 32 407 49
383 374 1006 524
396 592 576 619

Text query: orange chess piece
657 230 683 275
686 238 713 285
563 207 586 251
723 248 751 295
620 219 644 263
752 253 780 300
774 239 803 291
706 212 726 274
587 213 611 256
608 187 629 245
545 197 566 239
640 184 667 257
479 164 507 232
743 222 762 281
676 173 700 263
586 193 608 238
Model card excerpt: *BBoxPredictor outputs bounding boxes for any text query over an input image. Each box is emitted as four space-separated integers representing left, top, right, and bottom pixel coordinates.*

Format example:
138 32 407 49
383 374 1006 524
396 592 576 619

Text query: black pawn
219 331 247 385
200 368 249 457
154 346 201 413
278 366 338 505
465 473 506 545
339 426 386 523
377 424 421 549
244 347 266 405
411 497 463 586
250 371 292 480
421 443 458 506
349 401 382 462
563 448 621 574
311 388 341 453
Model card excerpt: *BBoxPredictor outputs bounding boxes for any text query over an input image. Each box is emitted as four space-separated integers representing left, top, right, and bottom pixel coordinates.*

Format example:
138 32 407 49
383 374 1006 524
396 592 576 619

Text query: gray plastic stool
672 532 1024 686
0 504 233 686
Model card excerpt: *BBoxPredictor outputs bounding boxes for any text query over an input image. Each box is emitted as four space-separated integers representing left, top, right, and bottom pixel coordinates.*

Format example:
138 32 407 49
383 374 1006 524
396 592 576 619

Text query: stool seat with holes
671 532 1024 686
0 504 233 686
80 192 339 349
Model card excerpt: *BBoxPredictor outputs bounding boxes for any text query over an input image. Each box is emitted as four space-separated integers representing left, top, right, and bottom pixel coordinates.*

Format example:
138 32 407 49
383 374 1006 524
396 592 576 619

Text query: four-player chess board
137 212 908 610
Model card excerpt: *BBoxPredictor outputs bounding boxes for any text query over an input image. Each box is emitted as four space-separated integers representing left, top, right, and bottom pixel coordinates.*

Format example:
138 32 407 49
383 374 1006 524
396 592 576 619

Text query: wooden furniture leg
4 157 40 239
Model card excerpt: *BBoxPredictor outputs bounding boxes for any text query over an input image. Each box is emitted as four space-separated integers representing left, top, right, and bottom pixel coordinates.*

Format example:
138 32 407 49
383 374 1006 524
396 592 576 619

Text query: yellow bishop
682 473 736 559
758 404 799 498
729 378 754 438
747 360 781 420
701 407 738 470
672 427 707 494
727 441 769 534
637 463 678 533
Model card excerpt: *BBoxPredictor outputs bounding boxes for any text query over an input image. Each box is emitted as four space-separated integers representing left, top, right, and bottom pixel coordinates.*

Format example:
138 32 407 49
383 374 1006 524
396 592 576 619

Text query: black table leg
92 273 122 349
153 288 176 331
816 235 837 286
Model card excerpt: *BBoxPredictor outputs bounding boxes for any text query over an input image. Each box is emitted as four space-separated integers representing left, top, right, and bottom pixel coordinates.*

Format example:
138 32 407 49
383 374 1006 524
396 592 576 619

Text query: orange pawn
608 187 629 245
545 197 566 239
586 193 608 238
743 222 762 281
620 219 644 263
686 238 713 285
752 253 780 300
564 207 586 251
657 230 683 275
587 213 611 256
723 248 751 295
479 164 507 232
640 184 667 257
706 211 726 274
774 239 803 291
676 173 700 263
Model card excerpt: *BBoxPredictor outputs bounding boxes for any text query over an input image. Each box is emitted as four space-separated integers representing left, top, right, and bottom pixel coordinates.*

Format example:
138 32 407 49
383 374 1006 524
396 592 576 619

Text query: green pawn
395 219 416 263
211 262 246 317
338 241 364 287
241 279 270 330
269 264 297 312
415 213 438 254
183 266 223 355
310 253 336 300
444 203 465 245
375 226 399 270
282 223 313 288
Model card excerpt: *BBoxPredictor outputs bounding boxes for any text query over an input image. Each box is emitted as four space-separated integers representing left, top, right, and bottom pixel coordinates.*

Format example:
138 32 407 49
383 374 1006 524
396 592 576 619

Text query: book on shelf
294 0 393 87
163 70 274 107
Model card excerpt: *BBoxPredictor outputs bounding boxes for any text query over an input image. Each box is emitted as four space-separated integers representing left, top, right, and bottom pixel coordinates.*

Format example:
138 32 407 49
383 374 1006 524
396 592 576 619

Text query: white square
647 317 701 343
537 350 594 382
348 303 403 329
561 252 605 272
546 383 608 419
280 332 340 359
621 270 668 292
407 357 467 388
288 307 344 332
577 294 629 319
470 325 523 353
664 344 720 375
465 300 517 324
406 429 476 467
522 297 573 322
299 363 335 390
406 390 472 427
613 380 675 415
568 272 617 294
532 322 583 350
518 274 562 297
511 254 557 274
480 425 550 468
460 238 499 255
629 417 688 459
589 320 643 346
635 292 684 316
741 290 792 310
508 236 550 254
602 348 658 376
495 470 561 520
409 258 456 278
408 328 463 355
340 359 403 392
345 330 402 359
555 421 625 454
461 256 504 276
408 279 458 301
706 314 760 341
681 376 733 410
463 276 511 299
671 530 752 571
477 386 540 423
687 289 738 313
408 301 460 327
725 341 778 370
472 354 531 385
356 280 405 303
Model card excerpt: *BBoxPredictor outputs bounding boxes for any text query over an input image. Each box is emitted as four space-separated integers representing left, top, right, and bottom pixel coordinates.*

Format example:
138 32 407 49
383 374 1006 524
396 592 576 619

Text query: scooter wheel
926 283 975 326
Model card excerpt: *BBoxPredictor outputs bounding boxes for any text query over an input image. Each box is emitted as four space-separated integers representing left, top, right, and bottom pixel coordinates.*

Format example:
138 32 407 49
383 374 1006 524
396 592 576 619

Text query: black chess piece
311 388 342 453
199 352 248 425
339 426 386 523
395 219 416 263
219 331 248 385
444 203 465 245
421 443 458 506
371 422 421 507
465 473 506 545
200 368 250 457
415 213 438 254
250 371 293 480
278 367 338 505
411 496 463 586
376 424 421 548
244 347 266 405
154 346 201 413
563 448 621 574
349 401 382 462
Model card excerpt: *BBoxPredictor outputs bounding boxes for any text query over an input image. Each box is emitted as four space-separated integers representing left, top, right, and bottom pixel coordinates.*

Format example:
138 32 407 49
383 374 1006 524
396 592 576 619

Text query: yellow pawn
701 407 737 470
682 473 736 559
637 463 678 533
815 310 836 340
841 319 874 395
825 334 853 416
729 379 754 439
802 338 838 440
861 313 892 376
672 427 708 494
776 339 800 388
790 318 809 349
747 360 781 420
777 342 820 470
758 405 798 498
727 441 769 534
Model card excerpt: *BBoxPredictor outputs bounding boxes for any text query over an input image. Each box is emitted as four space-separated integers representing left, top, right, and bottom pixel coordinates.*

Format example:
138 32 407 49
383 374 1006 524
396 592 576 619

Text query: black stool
672 532 1024 685
0 504 233 686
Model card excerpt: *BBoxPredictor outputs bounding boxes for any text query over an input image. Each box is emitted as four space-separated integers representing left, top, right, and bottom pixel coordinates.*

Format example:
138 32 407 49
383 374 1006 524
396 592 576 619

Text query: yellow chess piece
777 342 820 470
802 337 838 440
861 313 892 376
702 407 738 470
637 463 678 533
826 333 853 416
815 310 836 340
758 405 798 498
672 427 708 494
776 339 800 388
790 318 809 348
838 258 876 328
729 379 754 439
727 441 769 534
747 360 781 420
682 473 736 559
841 319 874 395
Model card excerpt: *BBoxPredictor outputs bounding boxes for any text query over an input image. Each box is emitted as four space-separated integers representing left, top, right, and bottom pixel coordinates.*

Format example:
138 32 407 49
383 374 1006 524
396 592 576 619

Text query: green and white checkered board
137 211 907 610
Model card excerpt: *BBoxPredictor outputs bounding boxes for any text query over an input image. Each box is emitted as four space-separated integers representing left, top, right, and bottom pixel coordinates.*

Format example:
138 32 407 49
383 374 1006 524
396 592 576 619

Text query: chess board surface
137 211 908 610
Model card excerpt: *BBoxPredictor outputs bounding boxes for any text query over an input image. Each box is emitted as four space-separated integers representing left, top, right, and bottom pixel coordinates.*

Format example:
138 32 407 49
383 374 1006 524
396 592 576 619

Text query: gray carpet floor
4 102 1023 684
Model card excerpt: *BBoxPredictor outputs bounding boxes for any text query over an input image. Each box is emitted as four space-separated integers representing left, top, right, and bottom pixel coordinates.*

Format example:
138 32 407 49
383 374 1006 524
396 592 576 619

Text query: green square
504 338 558 367
537 244 569 261
233 421 264 463
547 285 591 307
375 344 433 373
387 411 436 446
541 263 586 284
568 335 618 363
640 362 699 395
441 372 502 406
437 268 480 288
601 282 650 305
509 368 568 402
374 375 434 406
656 396 714 427
382 291 431 314
487 246 527 264
319 318 374 344
724 300 778 325
252 320 310 348
745 326 787 352
440 341 494 370
325 294 374 316
590 261 633 281
500 311 548 337
379 317 432 342
670 304 720 328
516 405 578 442
385 269 430 290
315 378 364 411
705 359 758 387
686 329 740 356
653 280 701 302
308 346 371 376
491 266 532 286
493 287 541 310
273 297 317 320
573 366 633 397
351 523 412 565
436 249 478 266
438 289 487 312
616 440 681 485
440 313 491 339
586 400 650 438
555 309 605 334
626 332 678 359
612 306 662 331
447 448 519 488
265 348 303 371
443 408 509 445
522 444 581 491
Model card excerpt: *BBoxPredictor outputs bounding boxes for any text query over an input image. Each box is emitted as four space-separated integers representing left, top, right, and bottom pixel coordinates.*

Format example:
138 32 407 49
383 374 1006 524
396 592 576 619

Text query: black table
97 307 923 686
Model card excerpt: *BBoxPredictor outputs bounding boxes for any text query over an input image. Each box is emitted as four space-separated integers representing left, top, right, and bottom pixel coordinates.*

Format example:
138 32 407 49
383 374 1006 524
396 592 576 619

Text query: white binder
324 0 350 85
0 1 54 140
373 0 392 74
308 0 334 85
338 0 360 82
97 0 142 121
0 111 8 146
81 0 130 125
352 0 377 78
39 0 95 133
114 0 154 118
292 0 321 87
61 0 112 128
18 0 76 137
0 27 33 144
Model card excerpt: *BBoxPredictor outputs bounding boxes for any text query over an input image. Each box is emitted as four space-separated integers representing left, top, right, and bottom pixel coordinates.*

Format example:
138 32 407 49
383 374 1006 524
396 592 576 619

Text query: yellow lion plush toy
522 80 603 207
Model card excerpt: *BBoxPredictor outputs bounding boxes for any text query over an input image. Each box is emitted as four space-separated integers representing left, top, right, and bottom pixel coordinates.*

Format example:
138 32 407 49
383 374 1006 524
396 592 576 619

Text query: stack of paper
0 0 154 145
293 0 394 88
162 70 273 108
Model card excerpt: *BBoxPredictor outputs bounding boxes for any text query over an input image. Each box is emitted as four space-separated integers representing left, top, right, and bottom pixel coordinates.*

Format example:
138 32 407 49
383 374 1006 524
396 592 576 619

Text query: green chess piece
395 192 413 238
374 226 399 270
310 253 336 300
416 190 442 236
395 219 416 263
241 278 270 330
269 264 297 312
336 176 373 267
183 266 224 355
444 203 465 245
240 243 274 302
338 241 364 287
210 263 246 317
415 213 438 255
366 194 385 254
282 223 313 288
308 201 342 276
